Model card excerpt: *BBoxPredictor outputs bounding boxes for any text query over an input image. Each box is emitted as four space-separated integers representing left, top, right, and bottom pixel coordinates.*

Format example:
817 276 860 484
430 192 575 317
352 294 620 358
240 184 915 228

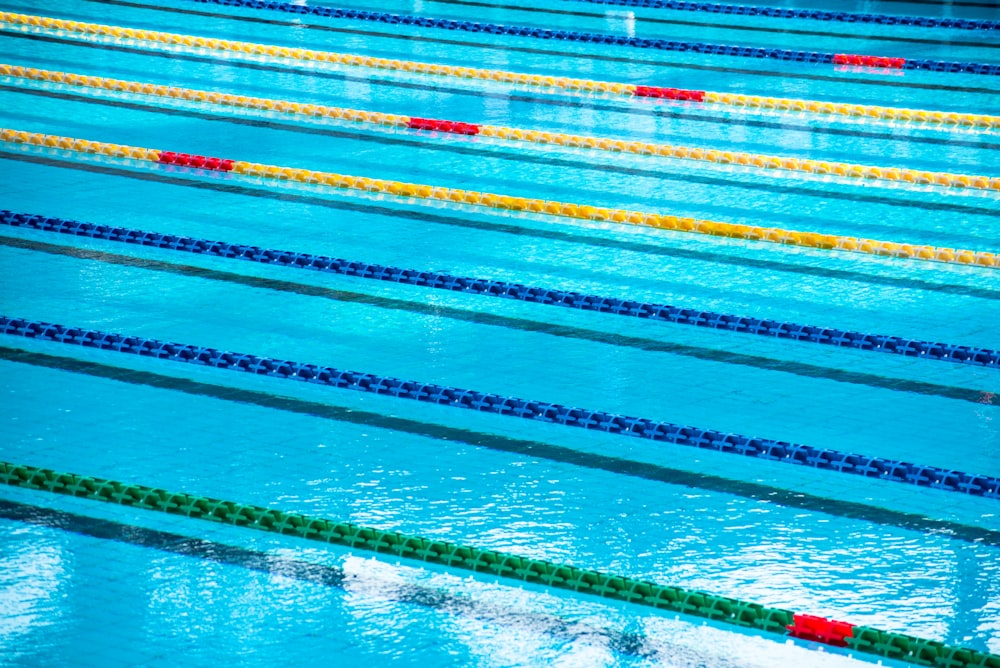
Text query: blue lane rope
190 0 1000 75
1 315 998 499
3 211 998 370
562 0 1000 32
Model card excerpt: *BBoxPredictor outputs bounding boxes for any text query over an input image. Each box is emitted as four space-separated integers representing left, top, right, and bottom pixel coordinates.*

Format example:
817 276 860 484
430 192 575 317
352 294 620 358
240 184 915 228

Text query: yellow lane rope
1 11 998 130
3 64 997 191
1 127 996 268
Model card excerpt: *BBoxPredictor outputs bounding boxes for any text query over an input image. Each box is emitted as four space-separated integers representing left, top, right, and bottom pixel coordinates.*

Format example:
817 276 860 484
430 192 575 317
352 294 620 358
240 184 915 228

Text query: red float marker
634 86 706 102
407 117 481 135
833 54 906 69
157 151 235 171
787 614 856 647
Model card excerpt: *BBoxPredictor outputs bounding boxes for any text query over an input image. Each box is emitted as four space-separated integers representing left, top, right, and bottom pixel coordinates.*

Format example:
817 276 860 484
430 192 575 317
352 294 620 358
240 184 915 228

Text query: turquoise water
0 0 998 665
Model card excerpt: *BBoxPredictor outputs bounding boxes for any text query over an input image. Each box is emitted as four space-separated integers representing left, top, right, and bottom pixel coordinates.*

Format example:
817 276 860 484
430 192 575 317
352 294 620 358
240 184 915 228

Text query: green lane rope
1 461 998 666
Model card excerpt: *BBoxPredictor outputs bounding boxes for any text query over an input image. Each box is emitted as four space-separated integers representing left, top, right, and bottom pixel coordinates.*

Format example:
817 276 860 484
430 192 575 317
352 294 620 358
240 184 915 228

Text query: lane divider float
157 152 233 170
2 317 999 498
831 54 905 69
182 0 1000 76
5 210 998 369
565 0 1000 31
2 12 997 129
3 461 997 666
5 64 997 191
2 127 998 268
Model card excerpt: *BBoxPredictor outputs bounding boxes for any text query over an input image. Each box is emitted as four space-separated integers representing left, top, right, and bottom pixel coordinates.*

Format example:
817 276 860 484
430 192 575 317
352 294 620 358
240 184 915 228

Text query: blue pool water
0 0 998 665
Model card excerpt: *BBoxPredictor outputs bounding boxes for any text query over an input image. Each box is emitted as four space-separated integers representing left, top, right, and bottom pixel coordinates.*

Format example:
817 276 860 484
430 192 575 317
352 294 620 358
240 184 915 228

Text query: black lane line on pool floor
6 84 999 232
3 151 997 304
0 499 660 659
2 346 996 548
3 234 996 408
6 31 998 155
74 0 1000 95
421 0 1000 49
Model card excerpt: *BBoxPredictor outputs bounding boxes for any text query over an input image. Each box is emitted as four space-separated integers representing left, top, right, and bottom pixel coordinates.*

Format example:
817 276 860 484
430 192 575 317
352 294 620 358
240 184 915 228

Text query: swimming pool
0 0 998 664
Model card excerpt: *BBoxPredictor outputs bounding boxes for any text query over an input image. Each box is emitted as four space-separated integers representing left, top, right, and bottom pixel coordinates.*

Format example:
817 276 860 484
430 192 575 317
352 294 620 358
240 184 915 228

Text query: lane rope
0 498 679 660
2 12 998 129
4 63 998 191
560 0 1000 31
4 460 998 666
3 5 997 663
2 316 999 499
2 127 999 268
3 210 999 370
182 0 1000 76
